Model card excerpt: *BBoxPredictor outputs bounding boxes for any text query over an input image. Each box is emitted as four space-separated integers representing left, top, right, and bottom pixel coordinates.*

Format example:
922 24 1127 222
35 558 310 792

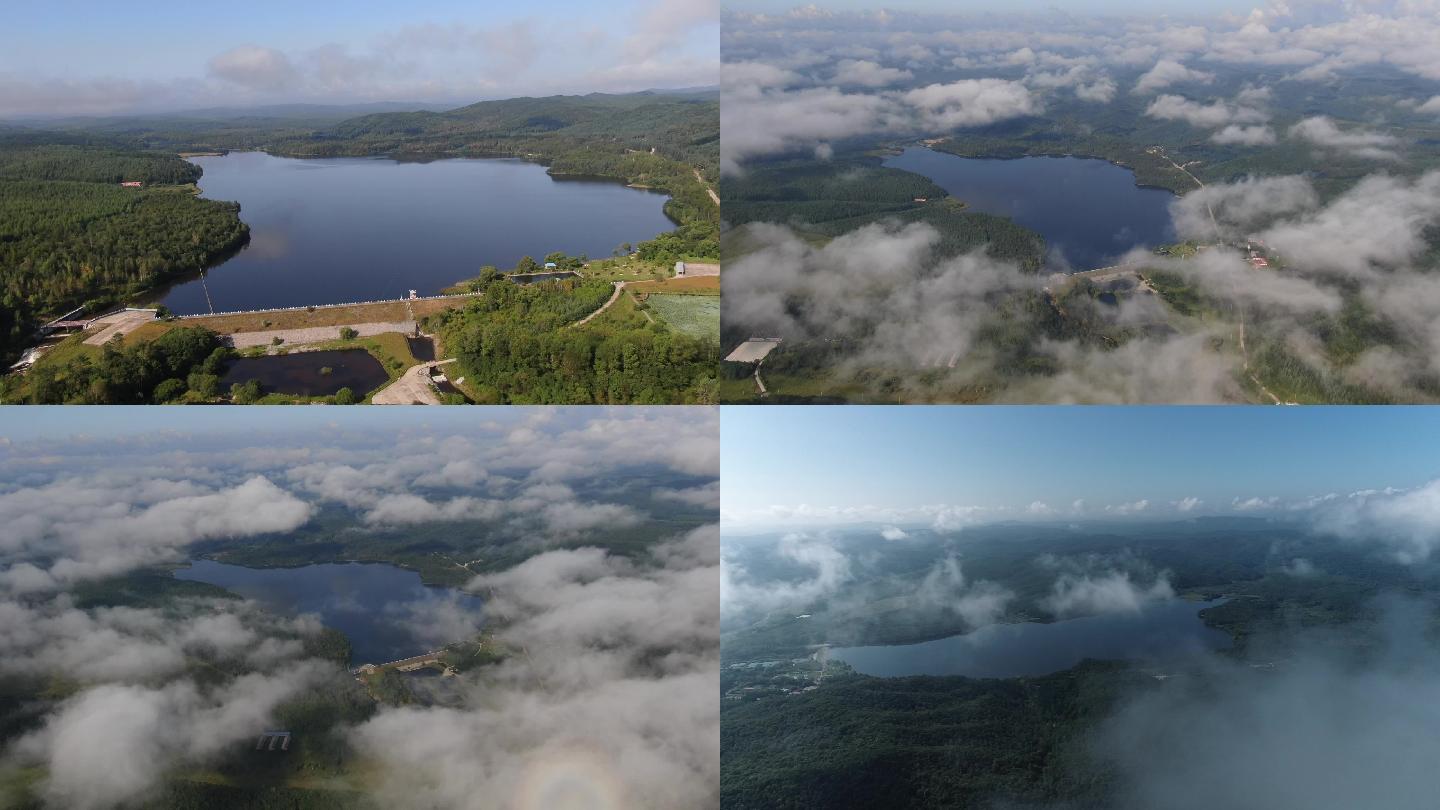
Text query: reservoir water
882 147 1177 271
831 598 1230 678
175 559 483 666
161 152 674 315
219 348 388 397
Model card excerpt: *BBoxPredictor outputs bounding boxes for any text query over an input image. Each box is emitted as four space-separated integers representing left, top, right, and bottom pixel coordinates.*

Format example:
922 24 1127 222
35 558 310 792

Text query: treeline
5 326 231 404
432 276 717 404
286 92 720 174
0 143 202 184
0 143 247 359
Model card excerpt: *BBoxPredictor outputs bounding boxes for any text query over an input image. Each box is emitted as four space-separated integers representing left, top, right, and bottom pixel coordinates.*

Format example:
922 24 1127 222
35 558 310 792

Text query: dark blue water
882 147 1177 271
219 348 388 397
161 152 673 315
832 598 1229 678
175 559 484 666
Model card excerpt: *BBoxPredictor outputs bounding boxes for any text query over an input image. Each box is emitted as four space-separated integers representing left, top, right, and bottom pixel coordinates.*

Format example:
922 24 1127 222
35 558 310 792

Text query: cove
160 152 675 315
882 147 1177 271
174 559 483 666
831 598 1230 678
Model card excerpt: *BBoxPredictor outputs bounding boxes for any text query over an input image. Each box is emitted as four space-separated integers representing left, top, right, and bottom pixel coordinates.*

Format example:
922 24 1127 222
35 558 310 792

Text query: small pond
220 348 388 397
406 336 436 362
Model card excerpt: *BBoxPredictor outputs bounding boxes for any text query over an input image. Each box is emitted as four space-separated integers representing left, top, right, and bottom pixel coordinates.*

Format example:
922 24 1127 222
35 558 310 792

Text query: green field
646 294 720 340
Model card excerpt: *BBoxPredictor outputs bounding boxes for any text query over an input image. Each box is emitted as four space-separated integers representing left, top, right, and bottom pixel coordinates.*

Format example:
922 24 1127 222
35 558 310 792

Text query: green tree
231 379 263 404
333 387 357 405
187 372 219 398
153 377 185 402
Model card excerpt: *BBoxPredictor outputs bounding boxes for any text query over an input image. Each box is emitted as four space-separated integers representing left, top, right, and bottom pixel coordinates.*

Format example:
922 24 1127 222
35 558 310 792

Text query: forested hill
281 91 719 174
0 140 248 359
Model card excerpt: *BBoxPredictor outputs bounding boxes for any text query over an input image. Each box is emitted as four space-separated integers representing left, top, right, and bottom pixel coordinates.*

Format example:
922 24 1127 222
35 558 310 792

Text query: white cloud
831 58 912 87
1211 124 1277 145
1289 116 1403 161
1042 570 1174 617
207 45 299 91
1134 59 1215 94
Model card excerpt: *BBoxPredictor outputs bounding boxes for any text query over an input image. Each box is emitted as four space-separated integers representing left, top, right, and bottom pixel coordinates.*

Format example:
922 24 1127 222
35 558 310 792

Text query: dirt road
226 321 414 349
571 282 624 328
695 168 719 206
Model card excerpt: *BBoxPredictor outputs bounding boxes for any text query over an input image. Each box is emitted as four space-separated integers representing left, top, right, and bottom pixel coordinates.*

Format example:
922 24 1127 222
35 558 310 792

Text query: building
1251 257 1269 268
255 731 291 751
675 261 687 276
120 181 142 187
543 262 559 270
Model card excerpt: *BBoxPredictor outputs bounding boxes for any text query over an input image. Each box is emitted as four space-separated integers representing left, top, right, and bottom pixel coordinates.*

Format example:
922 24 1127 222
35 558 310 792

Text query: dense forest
3 325 231 404
430 273 718 404
722 661 1128 809
0 141 248 359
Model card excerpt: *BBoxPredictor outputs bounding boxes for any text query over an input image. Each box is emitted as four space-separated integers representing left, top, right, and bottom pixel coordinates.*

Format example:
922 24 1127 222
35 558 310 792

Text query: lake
160 152 675 315
220 348 388 397
831 598 1230 678
174 559 483 666
882 147 1177 271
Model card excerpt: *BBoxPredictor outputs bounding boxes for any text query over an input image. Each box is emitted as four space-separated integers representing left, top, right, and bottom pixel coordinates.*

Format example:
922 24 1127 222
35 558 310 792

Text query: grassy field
628 275 720 295
644 294 719 340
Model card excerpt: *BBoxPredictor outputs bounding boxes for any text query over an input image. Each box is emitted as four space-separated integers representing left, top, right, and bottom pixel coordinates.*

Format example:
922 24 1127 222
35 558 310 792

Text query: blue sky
728 0 1258 13
722 407 1440 526
0 0 717 117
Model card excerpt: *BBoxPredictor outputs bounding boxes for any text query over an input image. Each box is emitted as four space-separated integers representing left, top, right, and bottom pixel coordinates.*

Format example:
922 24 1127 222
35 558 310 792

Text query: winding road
571 282 625 328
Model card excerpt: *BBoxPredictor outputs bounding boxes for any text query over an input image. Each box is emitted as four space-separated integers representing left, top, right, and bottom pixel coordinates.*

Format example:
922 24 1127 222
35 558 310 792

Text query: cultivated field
646 294 720 340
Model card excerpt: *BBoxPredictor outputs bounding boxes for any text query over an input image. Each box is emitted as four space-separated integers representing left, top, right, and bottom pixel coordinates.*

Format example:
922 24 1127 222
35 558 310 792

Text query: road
1155 147 1285 404
695 168 719 206
83 310 156 346
571 282 624 328
371 358 458 405
226 321 414 349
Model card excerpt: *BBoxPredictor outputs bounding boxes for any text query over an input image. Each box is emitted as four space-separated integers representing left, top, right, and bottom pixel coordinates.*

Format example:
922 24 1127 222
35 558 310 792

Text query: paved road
83 310 155 345
371 358 457 405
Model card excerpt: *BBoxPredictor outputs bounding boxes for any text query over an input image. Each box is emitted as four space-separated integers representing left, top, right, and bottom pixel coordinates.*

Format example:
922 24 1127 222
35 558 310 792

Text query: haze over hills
720 405 1440 810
